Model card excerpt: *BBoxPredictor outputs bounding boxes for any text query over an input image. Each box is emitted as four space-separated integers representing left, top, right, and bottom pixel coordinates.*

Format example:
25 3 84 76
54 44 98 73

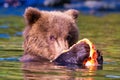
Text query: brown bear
20 7 79 62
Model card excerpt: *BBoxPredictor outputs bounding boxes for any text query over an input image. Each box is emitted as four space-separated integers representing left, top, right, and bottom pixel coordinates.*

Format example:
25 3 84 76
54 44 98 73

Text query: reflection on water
21 62 102 80
0 42 119 80
105 75 120 79
0 55 120 80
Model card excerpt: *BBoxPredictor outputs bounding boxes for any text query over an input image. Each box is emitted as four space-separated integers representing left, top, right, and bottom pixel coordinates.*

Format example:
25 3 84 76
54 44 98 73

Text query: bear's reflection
22 62 102 80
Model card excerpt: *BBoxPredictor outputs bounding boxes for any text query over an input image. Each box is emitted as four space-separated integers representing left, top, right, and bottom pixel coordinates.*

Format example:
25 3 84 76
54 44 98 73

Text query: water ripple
105 75 120 79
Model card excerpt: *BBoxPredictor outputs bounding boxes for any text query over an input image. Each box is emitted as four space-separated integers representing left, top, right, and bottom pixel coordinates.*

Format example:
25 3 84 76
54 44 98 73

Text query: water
0 61 120 80
0 48 120 80
0 15 120 80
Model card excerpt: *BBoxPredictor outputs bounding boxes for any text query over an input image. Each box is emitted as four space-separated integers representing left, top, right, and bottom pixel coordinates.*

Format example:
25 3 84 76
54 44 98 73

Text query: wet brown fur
20 7 79 62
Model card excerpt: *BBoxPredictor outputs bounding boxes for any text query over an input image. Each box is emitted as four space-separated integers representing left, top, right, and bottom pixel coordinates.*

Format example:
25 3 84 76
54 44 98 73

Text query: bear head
21 7 79 62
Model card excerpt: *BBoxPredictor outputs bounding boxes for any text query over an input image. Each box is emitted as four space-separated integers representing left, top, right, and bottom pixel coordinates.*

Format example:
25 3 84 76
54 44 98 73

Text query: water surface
0 15 120 80
0 41 120 80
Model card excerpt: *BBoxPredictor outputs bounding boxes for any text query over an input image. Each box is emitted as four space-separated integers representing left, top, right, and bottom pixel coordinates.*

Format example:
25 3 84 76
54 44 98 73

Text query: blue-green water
0 59 120 80
0 15 120 80
0 38 120 80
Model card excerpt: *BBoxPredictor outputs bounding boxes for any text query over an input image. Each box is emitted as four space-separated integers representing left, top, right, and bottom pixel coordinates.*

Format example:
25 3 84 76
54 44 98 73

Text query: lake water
0 42 120 80
0 15 120 80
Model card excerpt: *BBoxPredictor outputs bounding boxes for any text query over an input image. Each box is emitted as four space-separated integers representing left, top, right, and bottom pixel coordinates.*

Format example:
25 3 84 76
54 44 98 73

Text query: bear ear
65 9 79 19
24 7 41 25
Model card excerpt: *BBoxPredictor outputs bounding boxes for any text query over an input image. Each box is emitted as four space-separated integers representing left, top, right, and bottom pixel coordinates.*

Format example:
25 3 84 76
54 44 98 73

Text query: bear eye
50 35 56 41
